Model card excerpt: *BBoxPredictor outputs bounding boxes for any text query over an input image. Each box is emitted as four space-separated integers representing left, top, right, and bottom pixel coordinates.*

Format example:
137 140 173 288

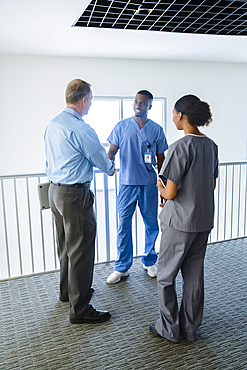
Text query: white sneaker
143 264 157 278
107 270 129 284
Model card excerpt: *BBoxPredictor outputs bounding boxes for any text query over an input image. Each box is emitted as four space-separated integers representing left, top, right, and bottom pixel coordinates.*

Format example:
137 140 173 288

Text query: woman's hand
157 179 178 201
157 179 164 192
157 179 167 207
159 195 167 207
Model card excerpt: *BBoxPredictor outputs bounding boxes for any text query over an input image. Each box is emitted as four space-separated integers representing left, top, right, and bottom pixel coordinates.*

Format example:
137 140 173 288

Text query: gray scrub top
159 134 218 232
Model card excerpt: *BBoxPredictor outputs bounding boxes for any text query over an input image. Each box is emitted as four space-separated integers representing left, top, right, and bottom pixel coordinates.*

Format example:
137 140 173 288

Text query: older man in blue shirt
45 79 115 324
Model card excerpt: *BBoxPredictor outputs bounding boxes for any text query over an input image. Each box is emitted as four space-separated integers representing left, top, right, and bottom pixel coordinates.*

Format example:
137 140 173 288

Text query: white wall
0 54 246 176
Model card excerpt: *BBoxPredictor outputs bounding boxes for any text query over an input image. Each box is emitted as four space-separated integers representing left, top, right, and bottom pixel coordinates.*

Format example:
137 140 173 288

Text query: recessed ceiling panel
73 0 247 35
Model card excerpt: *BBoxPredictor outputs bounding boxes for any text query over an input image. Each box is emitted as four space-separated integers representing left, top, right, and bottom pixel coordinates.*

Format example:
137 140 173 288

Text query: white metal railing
210 161 247 243
1 161 247 280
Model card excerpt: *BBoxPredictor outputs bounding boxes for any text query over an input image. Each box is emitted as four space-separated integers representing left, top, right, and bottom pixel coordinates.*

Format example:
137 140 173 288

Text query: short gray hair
65 79 91 104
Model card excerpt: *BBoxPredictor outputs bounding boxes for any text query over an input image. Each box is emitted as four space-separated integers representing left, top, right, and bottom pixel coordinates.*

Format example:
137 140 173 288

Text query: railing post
115 172 118 230
93 171 99 262
1 179 11 277
216 169 220 242
237 165 241 238
244 166 247 236
14 178 23 275
230 165 235 239
26 177 35 273
38 176 46 272
103 173 111 262
224 166 228 240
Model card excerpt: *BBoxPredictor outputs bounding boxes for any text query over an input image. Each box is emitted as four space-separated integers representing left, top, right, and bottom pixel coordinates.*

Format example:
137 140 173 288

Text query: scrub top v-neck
108 117 168 185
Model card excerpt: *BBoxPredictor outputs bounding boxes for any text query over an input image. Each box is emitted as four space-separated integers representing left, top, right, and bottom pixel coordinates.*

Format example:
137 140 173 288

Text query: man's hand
108 167 116 176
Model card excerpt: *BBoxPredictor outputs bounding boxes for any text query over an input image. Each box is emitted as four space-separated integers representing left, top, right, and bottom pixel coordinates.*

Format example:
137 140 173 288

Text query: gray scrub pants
156 223 210 343
49 182 96 319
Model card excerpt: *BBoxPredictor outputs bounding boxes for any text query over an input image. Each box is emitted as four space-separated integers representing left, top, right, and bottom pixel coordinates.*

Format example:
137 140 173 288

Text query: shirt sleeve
80 126 115 175
156 127 168 154
159 143 188 185
107 124 120 147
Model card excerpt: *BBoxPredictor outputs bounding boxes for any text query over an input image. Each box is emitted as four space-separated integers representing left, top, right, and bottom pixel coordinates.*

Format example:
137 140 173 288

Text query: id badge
144 152 152 163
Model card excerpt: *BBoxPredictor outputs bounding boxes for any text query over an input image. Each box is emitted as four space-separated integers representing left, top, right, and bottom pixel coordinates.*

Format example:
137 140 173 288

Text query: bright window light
84 99 121 145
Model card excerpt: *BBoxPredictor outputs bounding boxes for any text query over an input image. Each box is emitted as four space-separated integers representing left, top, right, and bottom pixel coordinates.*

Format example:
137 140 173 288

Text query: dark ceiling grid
73 0 247 36
111 1 133 28
205 0 245 34
232 18 247 34
159 0 192 31
135 0 164 29
191 0 231 34
225 8 247 34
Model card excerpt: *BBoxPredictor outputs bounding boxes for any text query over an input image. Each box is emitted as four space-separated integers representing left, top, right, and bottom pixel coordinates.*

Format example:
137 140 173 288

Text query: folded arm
157 178 178 207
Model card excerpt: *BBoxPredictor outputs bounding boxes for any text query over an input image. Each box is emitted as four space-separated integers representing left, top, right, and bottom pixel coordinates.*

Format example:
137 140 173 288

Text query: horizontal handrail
219 161 247 165
1 160 246 179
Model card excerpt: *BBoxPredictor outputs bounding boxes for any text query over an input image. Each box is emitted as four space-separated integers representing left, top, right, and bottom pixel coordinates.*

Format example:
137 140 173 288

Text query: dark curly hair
174 94 212 127
136 90 153 103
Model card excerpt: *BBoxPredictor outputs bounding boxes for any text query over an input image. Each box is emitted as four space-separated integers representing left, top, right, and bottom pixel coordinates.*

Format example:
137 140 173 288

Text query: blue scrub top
108 117 168 185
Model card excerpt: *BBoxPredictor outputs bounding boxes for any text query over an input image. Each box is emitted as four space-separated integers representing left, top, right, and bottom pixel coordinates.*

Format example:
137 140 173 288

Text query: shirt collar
64 107 83 121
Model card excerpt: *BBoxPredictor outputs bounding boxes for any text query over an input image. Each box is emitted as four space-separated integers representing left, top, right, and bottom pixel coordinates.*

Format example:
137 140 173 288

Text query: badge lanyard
144 142 152 163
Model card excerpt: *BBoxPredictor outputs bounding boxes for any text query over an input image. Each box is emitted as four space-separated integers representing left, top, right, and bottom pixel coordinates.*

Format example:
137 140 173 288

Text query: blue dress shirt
45 108 115 184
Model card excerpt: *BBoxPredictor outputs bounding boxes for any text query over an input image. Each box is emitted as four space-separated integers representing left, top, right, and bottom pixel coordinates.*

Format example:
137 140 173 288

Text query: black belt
51 181 90 188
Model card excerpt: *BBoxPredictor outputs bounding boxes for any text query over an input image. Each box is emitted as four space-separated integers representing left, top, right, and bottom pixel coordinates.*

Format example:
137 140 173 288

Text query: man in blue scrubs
107 90 168 284
45 79 115 323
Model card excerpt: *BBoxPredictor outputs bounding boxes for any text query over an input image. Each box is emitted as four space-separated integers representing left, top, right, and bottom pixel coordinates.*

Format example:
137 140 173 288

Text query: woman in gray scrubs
150 94 218 343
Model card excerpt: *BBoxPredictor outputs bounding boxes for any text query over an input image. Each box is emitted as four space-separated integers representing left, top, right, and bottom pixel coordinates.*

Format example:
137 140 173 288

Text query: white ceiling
1 0 247 63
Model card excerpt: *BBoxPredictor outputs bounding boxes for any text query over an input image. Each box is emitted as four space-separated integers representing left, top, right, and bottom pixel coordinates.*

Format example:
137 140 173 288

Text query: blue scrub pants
115 184 159 272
